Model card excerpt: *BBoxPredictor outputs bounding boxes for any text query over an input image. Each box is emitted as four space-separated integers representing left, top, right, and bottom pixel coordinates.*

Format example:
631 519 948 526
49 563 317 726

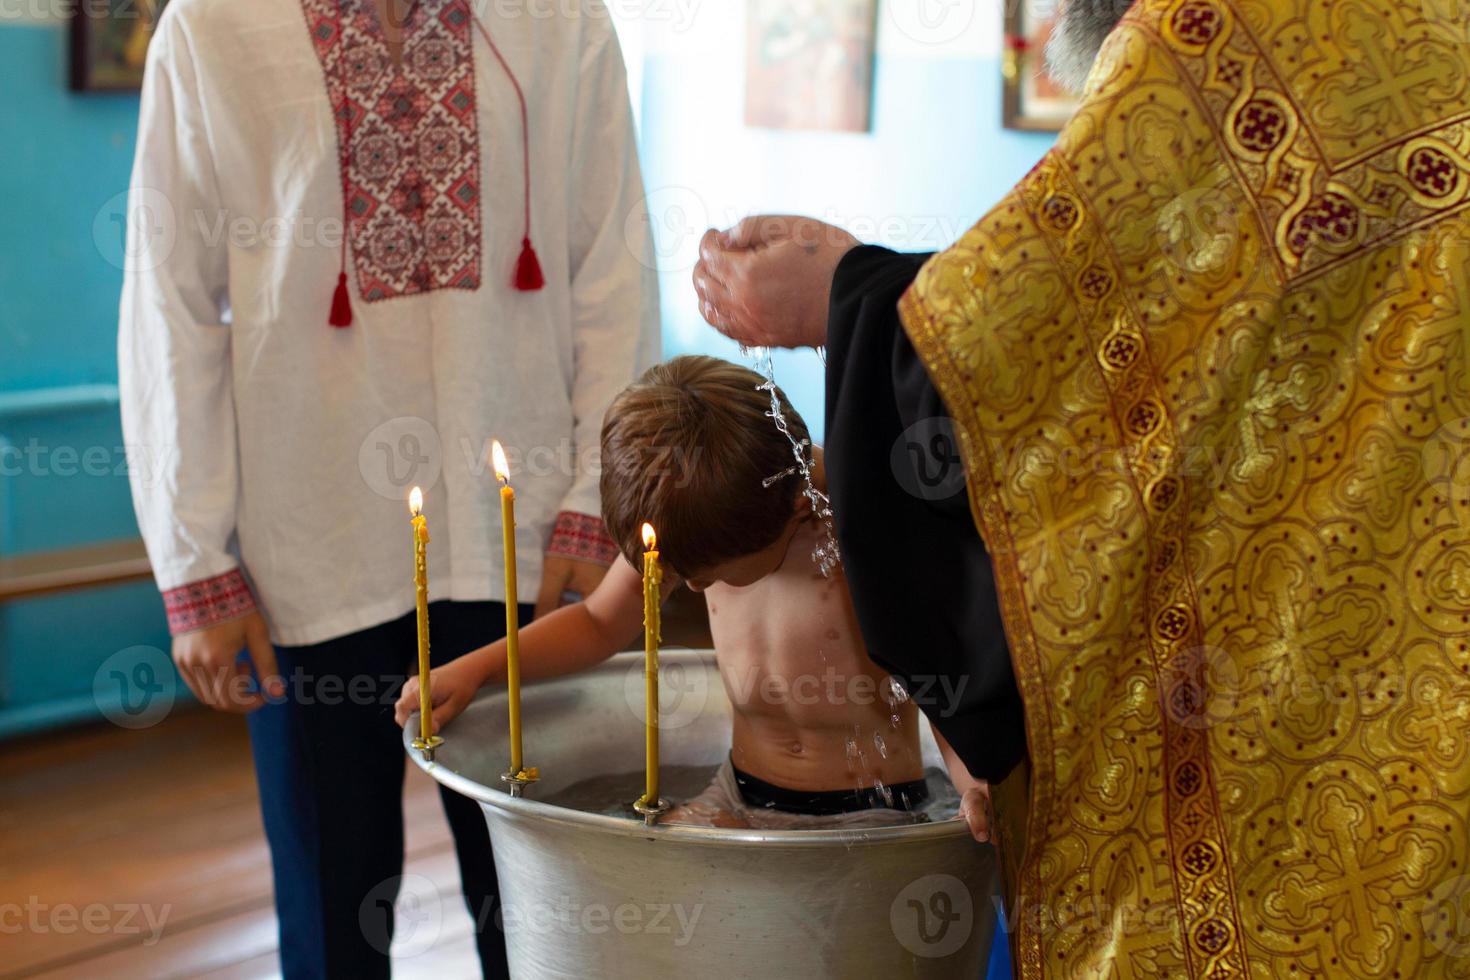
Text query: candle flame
642 522 657 551
409 486 423 517
491 439 510 484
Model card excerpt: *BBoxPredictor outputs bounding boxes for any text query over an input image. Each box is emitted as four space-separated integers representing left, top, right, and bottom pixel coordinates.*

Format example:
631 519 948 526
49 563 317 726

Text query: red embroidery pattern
547 511 619 566
164 569 257 635
1408 143 1460 198
303 0 482 301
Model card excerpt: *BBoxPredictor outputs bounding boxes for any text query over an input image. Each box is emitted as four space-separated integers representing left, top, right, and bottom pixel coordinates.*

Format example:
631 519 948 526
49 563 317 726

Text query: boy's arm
480 556 647 686
394 557 653 730
931 720 992 844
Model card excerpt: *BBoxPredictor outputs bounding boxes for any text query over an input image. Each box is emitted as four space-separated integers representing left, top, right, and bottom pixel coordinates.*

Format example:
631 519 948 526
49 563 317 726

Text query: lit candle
409 487 441 753
492 440 534 786
638 522 663 810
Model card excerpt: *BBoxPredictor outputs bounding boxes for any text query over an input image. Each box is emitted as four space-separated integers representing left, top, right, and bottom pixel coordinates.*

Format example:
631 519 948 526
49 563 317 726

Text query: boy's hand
394 654 488 734
959 784 993 844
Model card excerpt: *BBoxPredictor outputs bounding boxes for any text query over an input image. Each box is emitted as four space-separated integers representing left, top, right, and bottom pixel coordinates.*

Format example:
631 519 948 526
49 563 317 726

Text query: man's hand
172 610 283 713
959 783 993 844
534 555 609 621
394 654 489 734
692 215 860 349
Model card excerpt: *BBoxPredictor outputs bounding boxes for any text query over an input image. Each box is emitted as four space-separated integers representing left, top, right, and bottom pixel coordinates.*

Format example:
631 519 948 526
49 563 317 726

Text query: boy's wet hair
600 355 810 577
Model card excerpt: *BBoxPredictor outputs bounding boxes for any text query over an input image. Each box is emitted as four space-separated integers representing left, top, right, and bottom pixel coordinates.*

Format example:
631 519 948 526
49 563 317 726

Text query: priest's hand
693 215 860 349
535 555 609 621
172 610 284 713
395 653 487 735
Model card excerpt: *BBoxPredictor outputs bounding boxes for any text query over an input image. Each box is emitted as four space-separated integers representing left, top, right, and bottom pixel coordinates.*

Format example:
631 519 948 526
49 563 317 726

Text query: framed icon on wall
1002 0 1084 131
746 0 878 133
71 0 170 92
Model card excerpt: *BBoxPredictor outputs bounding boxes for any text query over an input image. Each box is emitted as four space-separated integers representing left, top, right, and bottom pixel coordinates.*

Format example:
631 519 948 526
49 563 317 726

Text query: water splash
882 676 908 729
744 345 841 577
872 731 888 759
876 779 893 809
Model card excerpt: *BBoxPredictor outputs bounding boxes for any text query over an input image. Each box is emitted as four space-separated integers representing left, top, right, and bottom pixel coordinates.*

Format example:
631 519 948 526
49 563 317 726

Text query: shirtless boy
396 356 965 828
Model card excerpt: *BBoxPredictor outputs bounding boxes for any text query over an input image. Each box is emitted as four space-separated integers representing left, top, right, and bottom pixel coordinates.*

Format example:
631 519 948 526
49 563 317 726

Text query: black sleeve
824 245 1027 783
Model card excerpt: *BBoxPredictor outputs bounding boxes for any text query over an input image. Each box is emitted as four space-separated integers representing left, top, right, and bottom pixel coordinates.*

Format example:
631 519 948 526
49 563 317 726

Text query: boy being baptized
396 355 930 828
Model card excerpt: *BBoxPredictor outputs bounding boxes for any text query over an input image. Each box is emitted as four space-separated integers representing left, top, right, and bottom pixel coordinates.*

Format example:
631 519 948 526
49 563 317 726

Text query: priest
118 0 658 976
695 0 1470 976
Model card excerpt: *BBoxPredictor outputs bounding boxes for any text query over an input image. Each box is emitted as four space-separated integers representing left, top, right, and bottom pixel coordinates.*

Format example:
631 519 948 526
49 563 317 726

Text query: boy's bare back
705 519 925 793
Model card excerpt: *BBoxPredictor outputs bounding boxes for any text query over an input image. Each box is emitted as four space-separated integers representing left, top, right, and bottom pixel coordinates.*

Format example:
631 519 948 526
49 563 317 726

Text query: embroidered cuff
163 569 257 636
547 511 619 566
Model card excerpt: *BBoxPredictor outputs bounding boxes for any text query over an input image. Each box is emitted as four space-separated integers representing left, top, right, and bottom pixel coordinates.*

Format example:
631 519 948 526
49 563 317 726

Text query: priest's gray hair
1046 0 1136 94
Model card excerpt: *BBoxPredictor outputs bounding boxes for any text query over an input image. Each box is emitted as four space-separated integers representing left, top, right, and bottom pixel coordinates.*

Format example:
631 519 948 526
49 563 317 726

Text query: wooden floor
0 708 481 979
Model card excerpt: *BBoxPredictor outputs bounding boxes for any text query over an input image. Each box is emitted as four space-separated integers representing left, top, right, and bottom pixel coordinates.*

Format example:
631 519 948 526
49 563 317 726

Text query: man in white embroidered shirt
117 0 659 976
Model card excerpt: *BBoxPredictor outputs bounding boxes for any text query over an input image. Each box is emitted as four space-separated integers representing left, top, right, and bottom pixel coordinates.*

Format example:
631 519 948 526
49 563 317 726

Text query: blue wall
0 22 170 737
0 25 139 391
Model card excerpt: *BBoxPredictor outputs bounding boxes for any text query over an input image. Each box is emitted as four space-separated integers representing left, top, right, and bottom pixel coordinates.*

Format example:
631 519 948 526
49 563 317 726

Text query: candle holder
501 768 540 799
632 796 670 828
412 733 444 761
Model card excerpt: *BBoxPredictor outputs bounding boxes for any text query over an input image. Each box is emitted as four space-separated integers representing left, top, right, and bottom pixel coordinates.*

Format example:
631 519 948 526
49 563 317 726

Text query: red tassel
329 272 353 327
514 237 545 291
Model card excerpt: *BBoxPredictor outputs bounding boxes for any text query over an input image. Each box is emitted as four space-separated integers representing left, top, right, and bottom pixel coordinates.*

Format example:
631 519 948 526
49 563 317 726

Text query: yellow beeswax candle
639 522 662 808
492 440 528 779
408 487 437 750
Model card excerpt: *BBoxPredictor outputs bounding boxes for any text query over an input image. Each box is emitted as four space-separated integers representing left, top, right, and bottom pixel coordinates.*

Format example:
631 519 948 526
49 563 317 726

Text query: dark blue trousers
247 600 528 980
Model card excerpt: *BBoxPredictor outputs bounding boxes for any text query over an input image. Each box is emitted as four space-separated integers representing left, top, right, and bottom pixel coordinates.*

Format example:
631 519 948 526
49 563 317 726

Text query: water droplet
872 732 888 758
